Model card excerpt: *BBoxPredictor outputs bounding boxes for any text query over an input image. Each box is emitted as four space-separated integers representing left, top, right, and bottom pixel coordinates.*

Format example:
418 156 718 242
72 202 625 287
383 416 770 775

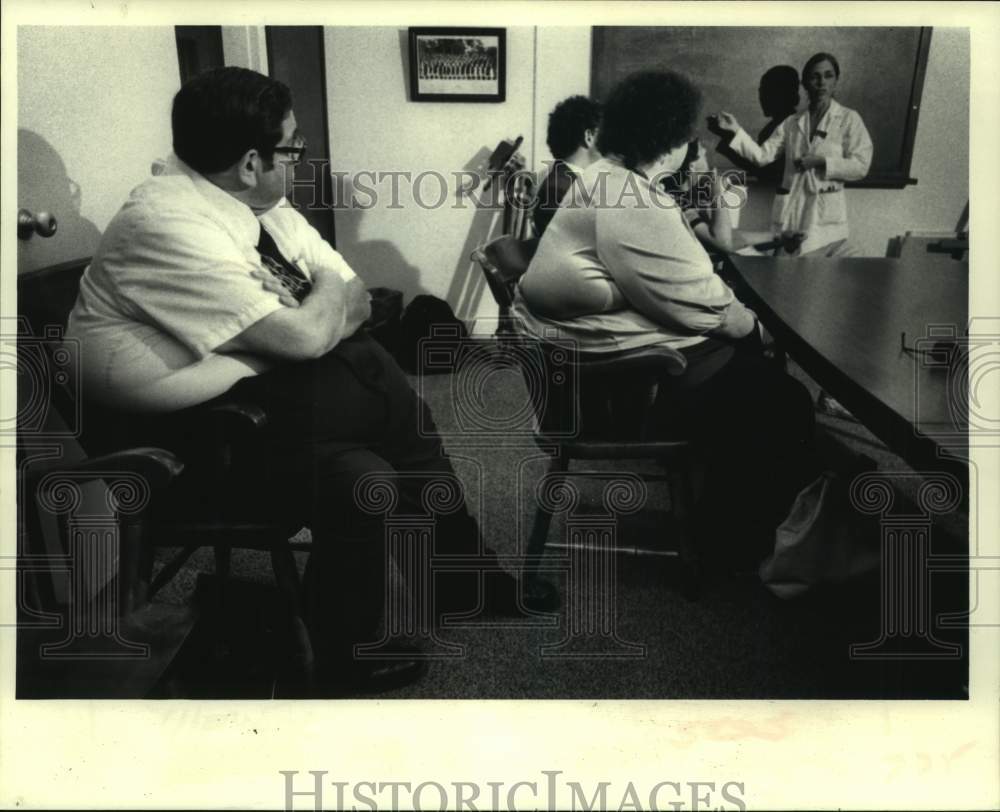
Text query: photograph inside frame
11 20 974 708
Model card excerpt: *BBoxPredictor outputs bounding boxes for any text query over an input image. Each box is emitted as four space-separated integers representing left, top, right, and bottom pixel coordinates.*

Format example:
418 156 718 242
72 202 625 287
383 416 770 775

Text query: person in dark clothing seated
532 95 603 237
65 67 558 695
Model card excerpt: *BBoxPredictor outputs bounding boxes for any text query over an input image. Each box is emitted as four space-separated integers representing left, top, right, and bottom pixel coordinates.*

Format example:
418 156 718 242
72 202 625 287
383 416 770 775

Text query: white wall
532 28 592 180
324 25 969 315
848 27 970 254
15 26 182 597
17 27 180 273
325 27 539 327
15 24 971 284
324 27 594 327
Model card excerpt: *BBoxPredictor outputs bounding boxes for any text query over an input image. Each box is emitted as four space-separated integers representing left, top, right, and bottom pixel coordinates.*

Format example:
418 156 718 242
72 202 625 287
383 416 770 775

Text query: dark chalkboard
591 27 932 188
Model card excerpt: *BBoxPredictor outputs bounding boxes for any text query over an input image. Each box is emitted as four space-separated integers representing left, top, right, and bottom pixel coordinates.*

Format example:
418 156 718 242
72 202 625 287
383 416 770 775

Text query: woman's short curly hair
596 70 702 170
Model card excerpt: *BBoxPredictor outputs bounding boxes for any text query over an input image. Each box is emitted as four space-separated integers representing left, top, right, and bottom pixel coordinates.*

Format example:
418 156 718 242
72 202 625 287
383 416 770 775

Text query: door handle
18 208 58 240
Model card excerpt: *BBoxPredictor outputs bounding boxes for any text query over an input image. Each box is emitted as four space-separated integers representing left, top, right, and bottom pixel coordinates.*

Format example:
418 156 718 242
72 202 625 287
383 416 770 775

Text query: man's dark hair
596 70 702 171
172 66 292 174
546 95 603 160
802 52 841 81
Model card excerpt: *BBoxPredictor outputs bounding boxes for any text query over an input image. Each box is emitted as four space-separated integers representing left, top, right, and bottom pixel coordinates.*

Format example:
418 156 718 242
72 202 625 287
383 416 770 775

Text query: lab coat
726 99 873 254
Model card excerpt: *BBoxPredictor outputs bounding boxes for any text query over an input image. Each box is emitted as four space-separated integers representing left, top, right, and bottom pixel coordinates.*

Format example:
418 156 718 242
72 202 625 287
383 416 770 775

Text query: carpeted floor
149 347 969 700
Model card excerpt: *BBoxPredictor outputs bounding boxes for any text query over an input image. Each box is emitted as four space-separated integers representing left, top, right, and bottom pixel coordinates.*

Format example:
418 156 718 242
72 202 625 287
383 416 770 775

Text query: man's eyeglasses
273 134 307 162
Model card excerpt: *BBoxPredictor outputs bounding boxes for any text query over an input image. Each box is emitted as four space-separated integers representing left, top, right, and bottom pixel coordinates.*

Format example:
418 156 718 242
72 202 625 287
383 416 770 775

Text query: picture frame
408 27 506 102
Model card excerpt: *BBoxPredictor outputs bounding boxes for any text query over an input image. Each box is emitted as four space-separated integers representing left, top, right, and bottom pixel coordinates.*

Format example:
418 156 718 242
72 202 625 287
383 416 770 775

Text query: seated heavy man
66 66 557 693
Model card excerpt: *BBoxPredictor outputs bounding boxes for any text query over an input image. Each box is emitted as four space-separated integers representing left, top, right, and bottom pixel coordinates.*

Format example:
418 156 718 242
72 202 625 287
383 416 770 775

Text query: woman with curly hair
518 71 756 349
514 69 817 561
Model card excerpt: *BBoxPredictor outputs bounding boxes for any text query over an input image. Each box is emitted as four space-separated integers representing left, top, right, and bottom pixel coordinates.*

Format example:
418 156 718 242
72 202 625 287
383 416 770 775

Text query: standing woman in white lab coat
710 52 874 256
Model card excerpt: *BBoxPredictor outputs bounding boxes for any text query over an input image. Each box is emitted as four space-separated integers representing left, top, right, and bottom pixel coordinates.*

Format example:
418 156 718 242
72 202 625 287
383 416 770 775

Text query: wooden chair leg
523 454 569 577
119 516 151 615
668 464 701 601
764 339 788 371
269 544 316 691
495 303 518 346
213 545 231 582
210 545 232 660
136 534 155 607
212 545 232 616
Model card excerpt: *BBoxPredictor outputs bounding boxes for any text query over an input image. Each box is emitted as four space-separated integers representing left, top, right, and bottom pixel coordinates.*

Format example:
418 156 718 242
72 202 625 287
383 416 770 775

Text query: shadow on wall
394 27 506 319
447 145 510 319
332 146 510 323
332 173 425 302
17 129 102 273
449 206 497 319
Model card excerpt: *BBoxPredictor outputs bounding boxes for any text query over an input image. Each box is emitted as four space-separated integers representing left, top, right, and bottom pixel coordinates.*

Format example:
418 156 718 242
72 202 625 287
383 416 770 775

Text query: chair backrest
888 230 968 262
15 261 265 508
17 259 88 333
514 335 688 443
16 260 90 444
14 259 147 457
472 235 539 308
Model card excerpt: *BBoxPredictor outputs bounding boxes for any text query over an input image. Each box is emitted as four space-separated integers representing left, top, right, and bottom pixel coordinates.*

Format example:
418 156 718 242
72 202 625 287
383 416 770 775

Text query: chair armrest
125 397 268 476
575 345 688 378
485 236 539 285
926 237 968 259
530 343 688 442
205 398 268 434
472 236 539 309
24 447 184 492
188 397 269 473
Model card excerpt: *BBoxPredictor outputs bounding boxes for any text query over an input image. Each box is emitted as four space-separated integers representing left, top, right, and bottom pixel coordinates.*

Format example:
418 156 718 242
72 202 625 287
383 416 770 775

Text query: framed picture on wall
408 27 506 102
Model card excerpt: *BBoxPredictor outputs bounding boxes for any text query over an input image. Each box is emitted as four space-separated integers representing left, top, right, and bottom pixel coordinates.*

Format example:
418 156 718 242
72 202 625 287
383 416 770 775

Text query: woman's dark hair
802 52 841 81
596 70 702 171
172 66 292 174
760 65 800 113
546 95 603 160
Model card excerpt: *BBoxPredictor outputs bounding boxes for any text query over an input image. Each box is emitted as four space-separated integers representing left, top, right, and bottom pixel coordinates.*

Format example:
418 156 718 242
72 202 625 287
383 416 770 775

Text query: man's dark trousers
225 330 486 666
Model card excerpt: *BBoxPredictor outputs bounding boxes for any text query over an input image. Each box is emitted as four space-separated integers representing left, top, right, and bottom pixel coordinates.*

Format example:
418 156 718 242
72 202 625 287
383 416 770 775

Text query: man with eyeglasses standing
66 66 557 695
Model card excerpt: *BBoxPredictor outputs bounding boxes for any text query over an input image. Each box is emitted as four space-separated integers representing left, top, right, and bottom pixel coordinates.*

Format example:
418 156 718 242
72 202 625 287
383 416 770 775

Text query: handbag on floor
396 295 469 374
364 286 404 355
759 470 881 598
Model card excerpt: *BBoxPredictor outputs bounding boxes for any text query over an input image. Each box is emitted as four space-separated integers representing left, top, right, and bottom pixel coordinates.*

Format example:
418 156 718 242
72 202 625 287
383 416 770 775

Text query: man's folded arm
218 273 371 361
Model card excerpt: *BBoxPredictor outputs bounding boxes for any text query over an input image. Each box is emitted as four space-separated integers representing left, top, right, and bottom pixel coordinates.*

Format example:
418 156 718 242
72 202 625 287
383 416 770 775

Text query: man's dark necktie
255 225 313 303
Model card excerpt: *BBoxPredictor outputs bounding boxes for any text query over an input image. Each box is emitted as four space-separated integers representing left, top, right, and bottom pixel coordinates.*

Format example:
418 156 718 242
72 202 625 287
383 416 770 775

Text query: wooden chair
475 238 701 594
887 230 969 262
471 234 538 342
16 260 314 697
515 334 701 594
